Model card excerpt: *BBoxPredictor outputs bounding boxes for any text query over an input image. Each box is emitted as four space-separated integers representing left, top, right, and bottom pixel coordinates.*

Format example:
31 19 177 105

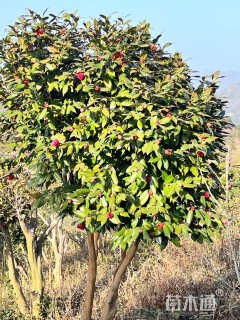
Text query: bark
19 217 43 319
82 233 98 320
25 231 43 319
101 238 140 320
0 233 5 277
2 225 29 316
52 218 65 287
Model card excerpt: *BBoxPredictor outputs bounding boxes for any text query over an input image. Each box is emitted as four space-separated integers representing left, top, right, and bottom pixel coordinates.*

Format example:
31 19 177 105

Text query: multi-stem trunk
25 233 43 319
101 238 140 320
82 232 98 320
2 225 29 316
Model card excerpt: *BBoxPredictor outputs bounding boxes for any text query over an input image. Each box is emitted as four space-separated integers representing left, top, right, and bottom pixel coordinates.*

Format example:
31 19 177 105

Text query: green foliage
0 10 230 249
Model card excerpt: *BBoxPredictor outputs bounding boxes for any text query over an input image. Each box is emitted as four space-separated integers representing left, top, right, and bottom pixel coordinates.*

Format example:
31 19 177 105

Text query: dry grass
0 225 239 320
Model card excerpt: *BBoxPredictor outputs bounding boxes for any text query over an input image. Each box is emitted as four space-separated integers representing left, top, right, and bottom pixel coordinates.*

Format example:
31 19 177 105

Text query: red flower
7 173 14 181
23 80 29 86
114 52 122 59
77 223 85 231
166 112 172 117
145 175 151 183
157 222 164 230
107 212 113 219
97 56 103 61
77 72 85 81
36 29 43 35
115 68 122 74
51 139 60 147
165 149 172 156
150 44 157 51
133 135 138 141
140 57 145 63
148 190 153 196
197 151 204 157
119 59 124 66
68 199 73 204
84 144 89 149
204 192 210 199
60 28 66 35
95 86 100 91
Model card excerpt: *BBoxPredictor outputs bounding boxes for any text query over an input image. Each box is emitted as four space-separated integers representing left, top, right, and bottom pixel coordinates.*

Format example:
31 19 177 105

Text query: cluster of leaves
0 10 230 250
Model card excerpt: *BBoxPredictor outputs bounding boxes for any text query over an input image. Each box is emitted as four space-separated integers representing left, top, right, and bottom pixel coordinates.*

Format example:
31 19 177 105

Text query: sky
0 0 240 75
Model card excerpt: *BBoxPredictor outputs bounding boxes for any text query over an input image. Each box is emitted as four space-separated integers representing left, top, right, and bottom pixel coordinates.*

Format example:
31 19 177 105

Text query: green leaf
140 190 149 205
110 215 121 224
111 168 118 185
163 224 171 237
171 236 181 247
38 108 48 120
186 210 194 225
159 117 171 125
121 100 133 106
190 167 198 177
62 84 69 96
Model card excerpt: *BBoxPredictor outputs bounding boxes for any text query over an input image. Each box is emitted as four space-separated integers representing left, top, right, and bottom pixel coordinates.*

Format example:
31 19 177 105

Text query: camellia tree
0 10 230 320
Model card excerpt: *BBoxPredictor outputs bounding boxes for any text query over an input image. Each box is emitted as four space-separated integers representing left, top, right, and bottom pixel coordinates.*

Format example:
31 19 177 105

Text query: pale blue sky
0 0 240 73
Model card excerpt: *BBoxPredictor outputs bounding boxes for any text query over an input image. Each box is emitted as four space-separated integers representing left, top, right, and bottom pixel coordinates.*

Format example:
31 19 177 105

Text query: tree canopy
0 10 229 251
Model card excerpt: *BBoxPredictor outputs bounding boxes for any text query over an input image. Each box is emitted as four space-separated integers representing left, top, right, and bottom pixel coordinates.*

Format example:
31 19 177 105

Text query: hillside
219 83 240 125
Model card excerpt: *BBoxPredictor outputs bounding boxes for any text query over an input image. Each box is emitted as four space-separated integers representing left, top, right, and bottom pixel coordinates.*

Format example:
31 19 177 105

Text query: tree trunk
101 238 140 320
2 225 29 316
25 232 43 318
82 232 98 320
52 218 65 287
0 233 4 274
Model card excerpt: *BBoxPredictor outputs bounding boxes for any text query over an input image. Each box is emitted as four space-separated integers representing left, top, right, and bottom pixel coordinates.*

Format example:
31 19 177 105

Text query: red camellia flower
51 139 60 147
114 52 122 59
133 135 138 141
84 144 89 149
140 57 145 63
97 56 103 61
166 112 172 117
36 29 43 35
77 72 85 81
145 175 151 183
77 223 85 231
197 151 204 157
157 222 164 230
165 149 172 156
115 68 122 73
148 190 153 196
7 173 14 181
95 86 100 91
204 192 210 198
68 199 73 204
107 212 114 219
150 44 157 51
23 80 29 86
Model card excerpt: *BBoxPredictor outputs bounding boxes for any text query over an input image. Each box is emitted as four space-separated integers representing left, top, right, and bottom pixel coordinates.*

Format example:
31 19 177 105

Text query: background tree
0 10 230 319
